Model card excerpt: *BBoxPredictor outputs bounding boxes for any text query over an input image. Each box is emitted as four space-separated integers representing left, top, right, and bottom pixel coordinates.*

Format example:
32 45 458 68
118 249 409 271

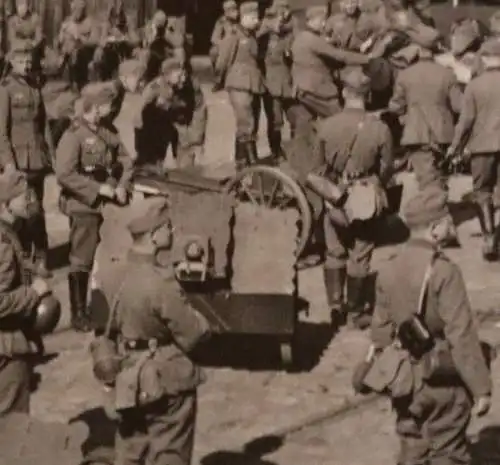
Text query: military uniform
55 82 134 332
389 46 462 191
0 171 46 417
58 0 99 91
371 187 491 465
259 0 296 160
89 197 210 465
448 40 500 261
0 47 52 275
134 57 207 169
215 2 265 170
317 68 393 328
209 0 239 69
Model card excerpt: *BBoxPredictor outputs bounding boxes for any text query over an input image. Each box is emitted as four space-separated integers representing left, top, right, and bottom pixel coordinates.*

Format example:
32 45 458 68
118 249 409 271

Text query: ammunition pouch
81 163 123 184
122 337 172 351
397 314 435 360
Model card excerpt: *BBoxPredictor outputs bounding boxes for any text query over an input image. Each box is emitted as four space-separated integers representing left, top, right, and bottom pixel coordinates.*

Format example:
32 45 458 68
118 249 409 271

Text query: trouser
470 152 500 205
68 213 103 273
64 46 96 91
408 146 447 192
116 392 197 465
228 89 261 143
18 171 48 262
394 385 472 465
0 356 30 417
170 121 204 168
262 92 297 146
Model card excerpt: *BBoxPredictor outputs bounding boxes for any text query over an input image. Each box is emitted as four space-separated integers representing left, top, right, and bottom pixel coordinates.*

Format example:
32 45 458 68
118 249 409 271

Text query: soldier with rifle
55 81 134 332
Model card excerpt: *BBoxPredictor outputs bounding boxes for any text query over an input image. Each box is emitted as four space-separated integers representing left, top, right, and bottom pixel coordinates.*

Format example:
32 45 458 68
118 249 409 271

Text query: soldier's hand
31 278 51 298
115 186 128 205
473 395 491 417
99 184 116 199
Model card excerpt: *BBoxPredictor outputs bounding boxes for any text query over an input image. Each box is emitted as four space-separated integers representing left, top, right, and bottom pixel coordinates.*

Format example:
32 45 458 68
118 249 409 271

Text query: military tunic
0 74 51 261
90 252 210 465
215 25 265 143
209 16 238 68
389 58 462 191
55 120 134 273
0 220 41 417
135 76 207 168
7 12 43 53
372 240 491 464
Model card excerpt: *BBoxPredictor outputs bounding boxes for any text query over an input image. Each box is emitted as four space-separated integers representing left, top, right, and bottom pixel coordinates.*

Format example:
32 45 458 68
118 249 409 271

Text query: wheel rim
224 165 312 258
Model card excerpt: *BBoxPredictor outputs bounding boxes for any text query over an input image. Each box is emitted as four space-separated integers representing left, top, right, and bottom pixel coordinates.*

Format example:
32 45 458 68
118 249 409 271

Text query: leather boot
268 130 285 163
477 202 497 261
246 140 259 165
346 275 371 330
235 140 249 171
323 267 346 328
68 272 91 332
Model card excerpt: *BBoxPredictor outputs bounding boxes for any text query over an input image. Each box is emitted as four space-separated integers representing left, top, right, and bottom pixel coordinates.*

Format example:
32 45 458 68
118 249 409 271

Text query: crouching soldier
55 82 134 332
209 0 239 70
355 186 491 465
89 196 211 465
315 67 393 329
0 43 53 278
134 56 207 169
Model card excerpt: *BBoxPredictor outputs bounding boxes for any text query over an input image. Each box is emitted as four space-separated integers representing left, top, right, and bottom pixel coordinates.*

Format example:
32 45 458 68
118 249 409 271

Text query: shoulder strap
416 254 437 317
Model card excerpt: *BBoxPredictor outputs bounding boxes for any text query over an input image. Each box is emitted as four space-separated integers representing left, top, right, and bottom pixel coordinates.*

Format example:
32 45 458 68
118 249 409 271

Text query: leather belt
122 337 171 351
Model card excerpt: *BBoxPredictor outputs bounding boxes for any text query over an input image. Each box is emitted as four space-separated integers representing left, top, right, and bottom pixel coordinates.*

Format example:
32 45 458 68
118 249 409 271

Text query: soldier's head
272 0 291 20
340 67 371 105
340 0 360 17
305 5 328 32
240 2 260 31
223 0 239 20
78 82 117 123
127 197 174 259
152 10 168 30
162 56 187 89
70 0 86 20
0 170 39 222
479 39 500 69
402 187 454 244
15 0 29 18
8 47 33 76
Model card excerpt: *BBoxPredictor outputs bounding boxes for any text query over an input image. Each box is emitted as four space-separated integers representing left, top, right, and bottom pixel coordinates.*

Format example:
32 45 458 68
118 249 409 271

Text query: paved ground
29 81 500 464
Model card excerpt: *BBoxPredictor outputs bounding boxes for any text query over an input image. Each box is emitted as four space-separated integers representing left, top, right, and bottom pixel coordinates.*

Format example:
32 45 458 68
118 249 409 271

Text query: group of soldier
0 0 496 463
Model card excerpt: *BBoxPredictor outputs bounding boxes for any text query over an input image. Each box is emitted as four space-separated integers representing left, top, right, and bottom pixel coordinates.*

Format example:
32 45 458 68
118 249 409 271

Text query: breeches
395 385 472 465
68 214 103 273
116 392 197 465
228 90 260 141
470 152 500 205
262 93 297 134
324 212 375 277
0 356 30 417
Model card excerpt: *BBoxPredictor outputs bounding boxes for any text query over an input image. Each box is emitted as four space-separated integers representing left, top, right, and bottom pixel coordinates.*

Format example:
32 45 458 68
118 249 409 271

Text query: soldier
448 40 500 261
214 1 265 170
388 41 462 192
0 170 51 416
55 81 134 332
7 0 43 81
89 196 210 465
259 0 296 161
91 2 141 81
134 55 206 169
368 186 491 464
0 43 52 278
316 67 393 329
209 0 239 70
57 0 99 91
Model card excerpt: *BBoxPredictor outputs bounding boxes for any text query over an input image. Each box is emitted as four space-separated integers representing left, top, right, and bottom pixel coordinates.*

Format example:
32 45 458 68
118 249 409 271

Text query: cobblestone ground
32 76 500 464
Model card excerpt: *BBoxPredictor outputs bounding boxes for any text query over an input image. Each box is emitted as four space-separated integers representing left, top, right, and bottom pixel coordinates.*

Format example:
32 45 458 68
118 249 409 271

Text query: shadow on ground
201 435 283 465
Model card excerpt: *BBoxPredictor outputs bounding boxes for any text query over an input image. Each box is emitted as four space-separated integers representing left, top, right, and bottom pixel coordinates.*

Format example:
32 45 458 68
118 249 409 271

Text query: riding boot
235 140 249 171
268 130 285 163
246 140 259 166
477 202 497 261
323 267 346 328
346 275 371 330
68 272 91 332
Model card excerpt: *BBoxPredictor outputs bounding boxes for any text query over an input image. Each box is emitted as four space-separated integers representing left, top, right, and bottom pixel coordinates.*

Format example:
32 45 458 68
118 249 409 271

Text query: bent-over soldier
209 0 239 69
0 44 52 278
367 186 491 464
214 1 265 170
134 56 207 169
448 40 500 261
57 0 99 91
317 67 393 329
55 81 134 332
90 197 210 465
0 170 51 417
